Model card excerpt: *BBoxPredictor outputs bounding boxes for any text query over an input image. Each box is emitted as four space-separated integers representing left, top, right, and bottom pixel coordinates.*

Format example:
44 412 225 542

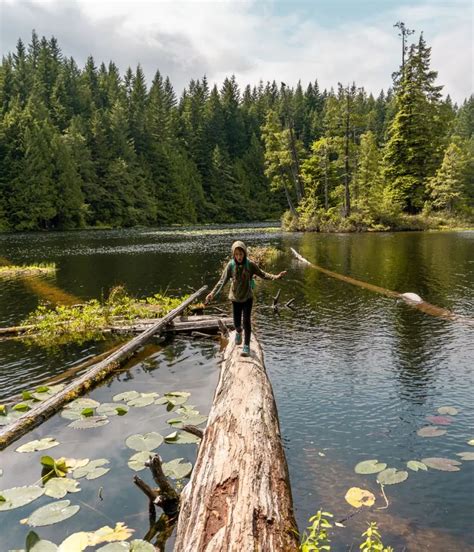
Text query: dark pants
232 298 253 346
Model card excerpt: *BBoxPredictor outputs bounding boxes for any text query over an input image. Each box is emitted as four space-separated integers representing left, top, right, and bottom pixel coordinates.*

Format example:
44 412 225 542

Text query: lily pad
407 460 428 472
344 487 375 508
68 398 100 409
167 414 207 428
437 406 458 416
16 437 59 453
23 499 80 527
164 431 200 444
0 485 44 511
354 459 387 475
113 391 140 402
468 439 474 446
456 451 474 461
69 416 109 429
162 458 192 479
73 459 110 480
0 404 6 415
97 544 130 552
97 403 128 417
0 410 23 426
126 432 163 452
13 402 31 412
44 478 81 499
154 397 169 405
426 415 453 425
88 522 134 545
60 408 84 421
25 531 59 552
422 457 462 471
417 426 447 437
126 394 156 408
377 468 408 485
127 451 151 472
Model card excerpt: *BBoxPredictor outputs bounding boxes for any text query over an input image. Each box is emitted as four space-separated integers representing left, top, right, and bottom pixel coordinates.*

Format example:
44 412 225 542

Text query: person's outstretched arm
205 262 232 303
251 260 287 280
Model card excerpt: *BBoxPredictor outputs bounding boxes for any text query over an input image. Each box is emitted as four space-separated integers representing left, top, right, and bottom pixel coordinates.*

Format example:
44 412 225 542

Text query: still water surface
0 226 473 551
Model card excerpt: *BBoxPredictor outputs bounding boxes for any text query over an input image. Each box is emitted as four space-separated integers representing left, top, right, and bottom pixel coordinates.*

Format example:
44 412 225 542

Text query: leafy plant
300 510 333 551
360 522 394 552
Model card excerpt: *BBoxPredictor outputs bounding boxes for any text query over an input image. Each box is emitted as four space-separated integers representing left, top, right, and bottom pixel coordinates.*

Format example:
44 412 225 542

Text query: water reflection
0 226 473 550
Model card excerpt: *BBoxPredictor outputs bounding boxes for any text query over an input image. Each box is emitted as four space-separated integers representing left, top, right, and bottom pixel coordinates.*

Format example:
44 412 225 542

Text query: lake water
0 226 473 551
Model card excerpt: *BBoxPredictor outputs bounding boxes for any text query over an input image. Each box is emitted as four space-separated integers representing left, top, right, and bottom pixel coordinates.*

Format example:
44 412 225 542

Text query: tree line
0 28 472 232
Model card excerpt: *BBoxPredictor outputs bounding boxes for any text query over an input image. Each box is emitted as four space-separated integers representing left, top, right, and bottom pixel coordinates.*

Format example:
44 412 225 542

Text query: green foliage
22 287 189 346
300 510 333 551
0 31 471 232
360 523 394 552
299 514 393 552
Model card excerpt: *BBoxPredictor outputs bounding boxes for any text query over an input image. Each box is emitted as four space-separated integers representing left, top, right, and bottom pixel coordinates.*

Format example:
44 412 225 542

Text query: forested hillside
0 30 472 231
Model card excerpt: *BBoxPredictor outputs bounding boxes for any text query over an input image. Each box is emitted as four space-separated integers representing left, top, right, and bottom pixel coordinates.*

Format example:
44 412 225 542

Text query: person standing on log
205 241 286 356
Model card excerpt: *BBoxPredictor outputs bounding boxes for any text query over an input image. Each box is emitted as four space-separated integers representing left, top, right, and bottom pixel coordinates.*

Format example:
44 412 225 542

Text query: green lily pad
164 431 200 444
13 402 31 412
68 398 100 409
154 397 169 405
69 416 109 429
417 426 447 437
0 410 23 426
437 406 458 415
130 541 156 551
31 384 65 402
0 404 6 415
354 459 387 474
113 391 140 402
125 432 163 452
127 451 151 472
60 408 84 421
25 531 58 552
456 451 474 461
167 414 207 428
0 485 44 511
81 407 95 417
44 478 80 499
16 437 59 453
23 499 80 527
422 457 462 471
73 459 110 480
377 468 408 485
162 458 192 480
407 460 428 472
97 403 128 417
126 394 156 408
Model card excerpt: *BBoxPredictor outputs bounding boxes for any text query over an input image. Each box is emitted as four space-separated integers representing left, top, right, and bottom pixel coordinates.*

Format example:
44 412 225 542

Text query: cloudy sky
1 0 472 103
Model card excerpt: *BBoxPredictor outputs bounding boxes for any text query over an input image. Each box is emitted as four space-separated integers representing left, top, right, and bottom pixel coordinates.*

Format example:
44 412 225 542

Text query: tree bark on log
174 332 299 552
0 286 207 451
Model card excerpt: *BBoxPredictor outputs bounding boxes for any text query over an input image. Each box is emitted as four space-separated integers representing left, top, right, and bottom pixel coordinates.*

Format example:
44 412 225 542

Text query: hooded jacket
211 241 277 302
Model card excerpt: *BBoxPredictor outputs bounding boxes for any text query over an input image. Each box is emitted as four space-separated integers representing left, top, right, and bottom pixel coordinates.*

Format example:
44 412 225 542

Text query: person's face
234 248 245 263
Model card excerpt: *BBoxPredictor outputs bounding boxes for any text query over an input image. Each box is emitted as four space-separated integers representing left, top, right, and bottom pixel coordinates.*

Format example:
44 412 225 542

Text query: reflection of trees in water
391 306 444 404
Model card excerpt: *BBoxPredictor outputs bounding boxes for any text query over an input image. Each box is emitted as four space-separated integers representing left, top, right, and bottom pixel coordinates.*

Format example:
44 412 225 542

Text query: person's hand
205 292 214 304
276 271 287 279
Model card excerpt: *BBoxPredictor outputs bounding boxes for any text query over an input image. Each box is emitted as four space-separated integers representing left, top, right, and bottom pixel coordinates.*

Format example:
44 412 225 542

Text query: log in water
174 331 299 551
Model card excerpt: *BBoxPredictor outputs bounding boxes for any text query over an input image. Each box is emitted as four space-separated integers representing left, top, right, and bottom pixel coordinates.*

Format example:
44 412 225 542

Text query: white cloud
1 0 472 102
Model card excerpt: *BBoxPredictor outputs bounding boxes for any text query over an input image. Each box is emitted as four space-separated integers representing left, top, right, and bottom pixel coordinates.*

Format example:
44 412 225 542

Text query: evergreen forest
0 29 472 232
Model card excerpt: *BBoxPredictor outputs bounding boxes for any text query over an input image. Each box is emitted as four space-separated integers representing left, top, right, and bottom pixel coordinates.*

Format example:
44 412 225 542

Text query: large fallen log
0 286 207 451
174 332 299 551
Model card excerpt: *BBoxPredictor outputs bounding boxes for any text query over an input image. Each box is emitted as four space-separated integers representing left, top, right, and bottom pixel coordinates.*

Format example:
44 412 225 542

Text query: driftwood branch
181 425 204 439
0 287 208 451
146 455 179 515
174 332 299 551
217 319 229 337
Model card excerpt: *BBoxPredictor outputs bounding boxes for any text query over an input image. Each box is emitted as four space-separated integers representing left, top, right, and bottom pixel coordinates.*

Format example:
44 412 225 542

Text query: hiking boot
235 332 242 345
241 344 250 357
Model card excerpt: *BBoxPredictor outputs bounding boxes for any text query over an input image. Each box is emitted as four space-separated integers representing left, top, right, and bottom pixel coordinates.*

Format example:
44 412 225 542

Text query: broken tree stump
174 331 299 551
